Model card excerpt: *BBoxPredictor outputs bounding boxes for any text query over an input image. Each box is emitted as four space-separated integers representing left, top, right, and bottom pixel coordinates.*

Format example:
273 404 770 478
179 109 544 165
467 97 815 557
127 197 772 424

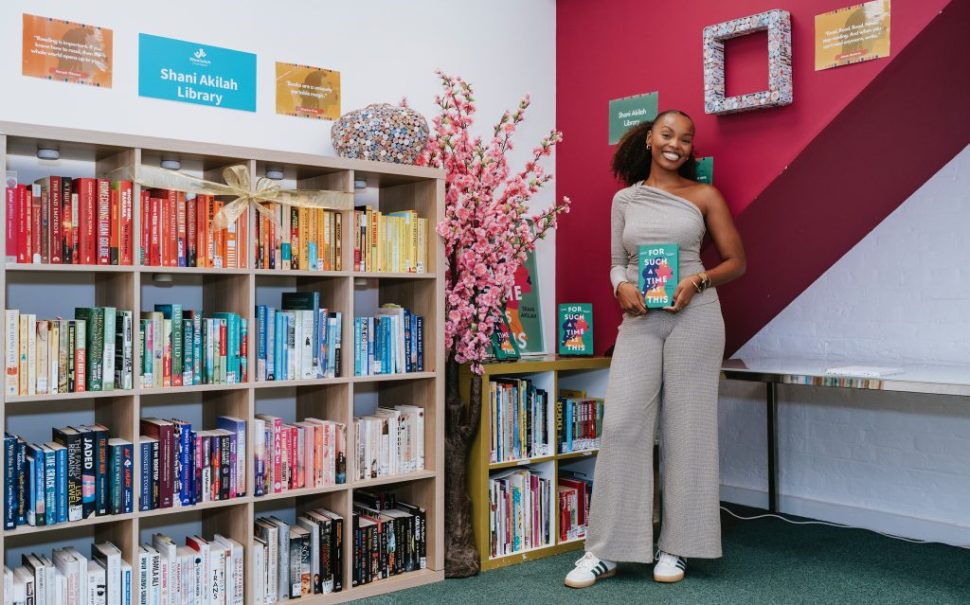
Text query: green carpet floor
355 509 970 604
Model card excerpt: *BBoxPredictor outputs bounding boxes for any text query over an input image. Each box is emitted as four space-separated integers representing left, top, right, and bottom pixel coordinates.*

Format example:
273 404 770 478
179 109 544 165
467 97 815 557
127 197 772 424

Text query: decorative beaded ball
330 103 429 164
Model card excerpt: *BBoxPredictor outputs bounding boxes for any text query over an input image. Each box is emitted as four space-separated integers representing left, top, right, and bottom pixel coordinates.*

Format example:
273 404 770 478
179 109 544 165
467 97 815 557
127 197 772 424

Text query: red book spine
30 185 41 263
109 185 119 264
289 425 298 489
5 187 17 262
119 181 133 265
164 190 177 267
73 178 96 264
97 178 111 264
48 176 62 263
196 195 208 268
212 201 224 268
177 191 186 267
186 195 197 267
140 189 151 265
150 197 161 266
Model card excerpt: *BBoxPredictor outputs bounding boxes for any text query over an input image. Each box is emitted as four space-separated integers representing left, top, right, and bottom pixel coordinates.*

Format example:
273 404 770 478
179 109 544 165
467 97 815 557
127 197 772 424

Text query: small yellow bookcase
463 355 611 571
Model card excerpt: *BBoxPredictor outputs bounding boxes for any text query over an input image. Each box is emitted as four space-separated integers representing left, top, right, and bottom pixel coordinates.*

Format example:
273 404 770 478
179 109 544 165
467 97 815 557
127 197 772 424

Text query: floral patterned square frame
704 9 793 115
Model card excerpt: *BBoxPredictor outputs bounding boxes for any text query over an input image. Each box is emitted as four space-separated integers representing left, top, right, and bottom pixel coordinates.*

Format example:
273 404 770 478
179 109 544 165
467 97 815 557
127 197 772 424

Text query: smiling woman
565 110 747 589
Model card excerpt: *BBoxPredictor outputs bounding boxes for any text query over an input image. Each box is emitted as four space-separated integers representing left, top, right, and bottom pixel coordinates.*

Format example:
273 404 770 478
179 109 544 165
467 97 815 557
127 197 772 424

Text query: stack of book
138 416 246 511
556 397 604 454
352 207 427 273
489 378 552 463
254 292 342 382
353 406 425 481
140 191 247 269
353 304 424 376
488 467 554 557
139 306 247 387
5 177 134 266
137 533 244 605
4 308 135 396
254 205 342 271
254 509 345 601
3 426 133 530
252 415 347 496
4 542 130 605
352 490 427 587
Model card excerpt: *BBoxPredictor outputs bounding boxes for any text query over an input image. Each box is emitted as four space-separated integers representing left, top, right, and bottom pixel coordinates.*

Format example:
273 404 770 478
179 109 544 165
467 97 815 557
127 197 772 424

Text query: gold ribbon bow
109 164 355 230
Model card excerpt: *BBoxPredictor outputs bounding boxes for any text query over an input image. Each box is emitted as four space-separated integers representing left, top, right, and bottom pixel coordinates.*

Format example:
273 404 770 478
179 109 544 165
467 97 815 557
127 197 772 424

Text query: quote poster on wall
22 14 113 87
276 62 341 120
608 92 658 145
138 34 256 111
815 0 891 71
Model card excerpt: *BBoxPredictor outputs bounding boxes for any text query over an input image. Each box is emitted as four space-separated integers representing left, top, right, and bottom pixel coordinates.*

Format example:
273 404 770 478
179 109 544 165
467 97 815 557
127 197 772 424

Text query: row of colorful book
354 406 426 481
254 509 345 601
353 305 424 376
5 543 130 605
138 416 246 510
351 490 428 587
139 307 247 388
487 467 555 558
5 178 134 266
255 292 342 381
140 191 247 269
488 378 552 464
556 397 604 454
252 415 346 496
4 534 246 605
253 204 343 271
4 308 134 396
353 207 428 274
3 425 132 530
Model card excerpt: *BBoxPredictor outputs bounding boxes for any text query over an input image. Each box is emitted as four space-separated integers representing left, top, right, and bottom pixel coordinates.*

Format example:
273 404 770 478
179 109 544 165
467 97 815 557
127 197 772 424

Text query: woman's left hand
664 277 698 312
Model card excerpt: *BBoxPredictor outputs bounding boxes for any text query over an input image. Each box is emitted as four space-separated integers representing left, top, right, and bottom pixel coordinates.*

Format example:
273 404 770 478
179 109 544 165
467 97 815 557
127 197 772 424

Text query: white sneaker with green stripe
564 552 617 588
653 550 686 583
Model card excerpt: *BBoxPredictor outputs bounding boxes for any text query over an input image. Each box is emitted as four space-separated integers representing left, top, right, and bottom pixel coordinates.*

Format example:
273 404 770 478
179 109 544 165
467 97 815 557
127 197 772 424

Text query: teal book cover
558 303 593 356
638 244 679 308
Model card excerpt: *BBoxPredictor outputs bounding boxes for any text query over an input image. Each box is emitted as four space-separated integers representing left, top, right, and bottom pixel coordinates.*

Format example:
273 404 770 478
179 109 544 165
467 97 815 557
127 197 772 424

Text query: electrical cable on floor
719 504 970 550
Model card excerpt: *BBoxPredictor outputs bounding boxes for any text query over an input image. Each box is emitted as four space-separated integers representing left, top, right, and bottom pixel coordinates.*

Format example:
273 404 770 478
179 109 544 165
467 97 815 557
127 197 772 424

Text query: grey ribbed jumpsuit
584 182 725 563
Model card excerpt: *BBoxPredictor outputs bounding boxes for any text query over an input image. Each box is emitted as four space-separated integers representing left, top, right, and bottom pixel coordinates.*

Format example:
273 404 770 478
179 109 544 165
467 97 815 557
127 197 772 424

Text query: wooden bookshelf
463 355 611 571
0 122 445 602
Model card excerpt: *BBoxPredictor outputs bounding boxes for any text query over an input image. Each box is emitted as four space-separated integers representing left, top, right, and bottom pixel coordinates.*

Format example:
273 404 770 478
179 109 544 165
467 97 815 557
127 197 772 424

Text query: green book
638 244 679 308
558 303 593 356
74 308 104 391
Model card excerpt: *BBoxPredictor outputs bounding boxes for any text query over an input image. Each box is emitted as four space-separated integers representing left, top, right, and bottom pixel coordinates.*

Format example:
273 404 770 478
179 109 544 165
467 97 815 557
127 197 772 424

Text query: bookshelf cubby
0 121 445 604
464 356 611 571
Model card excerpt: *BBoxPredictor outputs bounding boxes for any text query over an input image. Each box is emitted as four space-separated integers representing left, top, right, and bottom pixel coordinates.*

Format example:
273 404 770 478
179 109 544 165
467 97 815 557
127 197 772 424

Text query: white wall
0 0 560 353
720 145 970 545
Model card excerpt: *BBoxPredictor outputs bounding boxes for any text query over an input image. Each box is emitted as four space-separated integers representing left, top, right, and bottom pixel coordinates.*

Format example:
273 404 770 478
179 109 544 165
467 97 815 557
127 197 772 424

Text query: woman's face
648 113 694 172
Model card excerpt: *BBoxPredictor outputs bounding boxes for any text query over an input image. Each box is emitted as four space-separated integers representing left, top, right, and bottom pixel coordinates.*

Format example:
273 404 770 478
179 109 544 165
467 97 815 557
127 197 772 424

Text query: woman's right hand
616 282 647 316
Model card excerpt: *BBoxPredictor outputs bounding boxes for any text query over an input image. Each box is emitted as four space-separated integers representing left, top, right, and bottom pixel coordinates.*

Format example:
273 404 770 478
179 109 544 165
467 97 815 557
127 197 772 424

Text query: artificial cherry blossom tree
417 71 570 576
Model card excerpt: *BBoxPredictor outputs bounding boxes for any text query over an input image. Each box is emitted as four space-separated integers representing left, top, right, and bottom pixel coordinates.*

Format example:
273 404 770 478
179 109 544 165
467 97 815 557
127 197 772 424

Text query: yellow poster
815 0 891 71
22 13 112 87
276 62 340 120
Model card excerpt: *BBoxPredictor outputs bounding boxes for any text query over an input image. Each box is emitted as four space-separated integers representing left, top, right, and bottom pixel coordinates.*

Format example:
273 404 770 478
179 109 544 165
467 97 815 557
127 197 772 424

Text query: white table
720 358 970 512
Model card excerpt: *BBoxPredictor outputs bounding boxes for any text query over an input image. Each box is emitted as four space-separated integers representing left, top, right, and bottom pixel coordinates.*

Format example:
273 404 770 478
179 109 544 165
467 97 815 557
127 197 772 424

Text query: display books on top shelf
557 303 593 356
638 244 679 308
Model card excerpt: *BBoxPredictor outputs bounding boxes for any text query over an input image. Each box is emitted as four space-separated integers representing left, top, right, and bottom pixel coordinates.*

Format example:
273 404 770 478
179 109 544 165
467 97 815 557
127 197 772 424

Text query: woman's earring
646 145 651 151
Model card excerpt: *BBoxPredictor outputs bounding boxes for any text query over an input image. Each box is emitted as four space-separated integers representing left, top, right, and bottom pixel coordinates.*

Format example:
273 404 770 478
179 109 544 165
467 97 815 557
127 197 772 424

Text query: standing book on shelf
558 303 593 356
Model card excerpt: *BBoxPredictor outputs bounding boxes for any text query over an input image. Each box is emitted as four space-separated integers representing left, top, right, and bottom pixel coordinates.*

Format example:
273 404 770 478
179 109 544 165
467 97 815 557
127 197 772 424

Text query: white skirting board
719 484 970 548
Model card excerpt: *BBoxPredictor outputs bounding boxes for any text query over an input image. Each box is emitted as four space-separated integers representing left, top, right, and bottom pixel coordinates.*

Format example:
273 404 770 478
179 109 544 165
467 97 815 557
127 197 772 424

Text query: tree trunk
444 355 483 577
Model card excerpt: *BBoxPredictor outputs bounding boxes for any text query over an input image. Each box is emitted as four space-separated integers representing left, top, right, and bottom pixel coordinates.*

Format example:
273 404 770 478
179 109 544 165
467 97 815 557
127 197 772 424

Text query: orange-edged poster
276 62 340 120
22 13 112 87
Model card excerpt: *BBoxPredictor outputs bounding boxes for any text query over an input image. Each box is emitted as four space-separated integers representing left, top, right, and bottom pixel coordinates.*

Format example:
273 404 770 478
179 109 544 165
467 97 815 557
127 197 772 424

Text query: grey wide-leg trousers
584 299 725 563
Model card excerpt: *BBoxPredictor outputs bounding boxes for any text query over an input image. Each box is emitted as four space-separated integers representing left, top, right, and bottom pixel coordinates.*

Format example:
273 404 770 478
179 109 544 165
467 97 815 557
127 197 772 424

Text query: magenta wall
555 0 953 355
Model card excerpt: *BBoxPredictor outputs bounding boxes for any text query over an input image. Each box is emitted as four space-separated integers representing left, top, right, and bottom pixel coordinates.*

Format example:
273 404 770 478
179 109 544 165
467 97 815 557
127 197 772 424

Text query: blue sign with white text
138 33 256 111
